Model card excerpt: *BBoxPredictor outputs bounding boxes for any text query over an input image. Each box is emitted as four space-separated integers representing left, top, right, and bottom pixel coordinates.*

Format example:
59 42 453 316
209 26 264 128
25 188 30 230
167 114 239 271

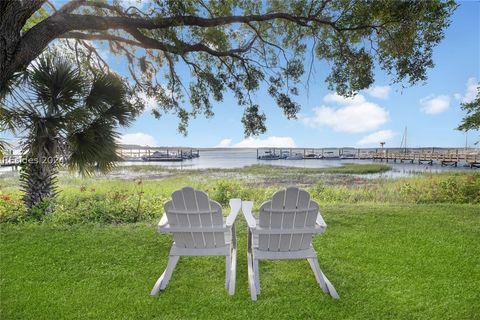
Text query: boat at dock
142 151 183 162
303 153 321 159
258 151 281 160
340 152 356 159
118 145 200 162
322 151 339 159
285 153 303 160
121 156 144 162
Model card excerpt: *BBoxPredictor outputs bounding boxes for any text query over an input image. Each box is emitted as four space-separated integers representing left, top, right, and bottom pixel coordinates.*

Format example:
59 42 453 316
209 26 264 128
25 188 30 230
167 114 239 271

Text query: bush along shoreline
0 165 478 224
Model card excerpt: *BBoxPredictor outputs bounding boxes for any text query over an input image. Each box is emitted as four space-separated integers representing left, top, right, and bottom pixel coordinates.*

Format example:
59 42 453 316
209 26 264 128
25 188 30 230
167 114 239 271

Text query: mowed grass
1 204 479 320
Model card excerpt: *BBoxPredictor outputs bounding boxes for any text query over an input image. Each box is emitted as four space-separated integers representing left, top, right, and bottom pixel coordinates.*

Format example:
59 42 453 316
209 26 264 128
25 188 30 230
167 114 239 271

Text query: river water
1 148 476 178
118 148 475 172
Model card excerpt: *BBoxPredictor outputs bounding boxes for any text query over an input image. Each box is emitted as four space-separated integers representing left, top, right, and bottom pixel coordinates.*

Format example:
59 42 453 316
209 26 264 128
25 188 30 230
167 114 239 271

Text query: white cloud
216 139 233 148
454 77 478 103
357 130 396 146
323 93 364 104
302 93 389 133
134 88 174 111
216 136 296 148
419 95 450 114
120 0 146 9
118 133 157 146
366 86 391 99
137 92 157 111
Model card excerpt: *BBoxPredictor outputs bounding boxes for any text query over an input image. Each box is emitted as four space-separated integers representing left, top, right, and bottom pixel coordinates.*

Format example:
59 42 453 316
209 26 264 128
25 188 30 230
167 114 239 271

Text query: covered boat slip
117 144 200 162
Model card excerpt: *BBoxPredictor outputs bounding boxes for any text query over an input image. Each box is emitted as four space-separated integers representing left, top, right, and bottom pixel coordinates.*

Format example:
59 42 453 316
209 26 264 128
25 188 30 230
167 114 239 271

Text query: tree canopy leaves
457 85 480 137
0 0 457 136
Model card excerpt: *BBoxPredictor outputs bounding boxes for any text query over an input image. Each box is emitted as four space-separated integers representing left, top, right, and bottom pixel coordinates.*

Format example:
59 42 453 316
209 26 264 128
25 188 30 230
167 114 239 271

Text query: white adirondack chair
242 187 339 301
150 187 241 296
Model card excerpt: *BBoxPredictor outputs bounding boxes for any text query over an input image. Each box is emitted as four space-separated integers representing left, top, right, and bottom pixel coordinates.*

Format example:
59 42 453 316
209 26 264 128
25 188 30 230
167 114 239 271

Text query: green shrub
0 171 478 225
0 193 29 223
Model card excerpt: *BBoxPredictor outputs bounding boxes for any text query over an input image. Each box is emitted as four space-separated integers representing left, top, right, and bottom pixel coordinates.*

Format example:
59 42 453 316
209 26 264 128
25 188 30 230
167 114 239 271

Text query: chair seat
171 243 231 256
253 245 317 260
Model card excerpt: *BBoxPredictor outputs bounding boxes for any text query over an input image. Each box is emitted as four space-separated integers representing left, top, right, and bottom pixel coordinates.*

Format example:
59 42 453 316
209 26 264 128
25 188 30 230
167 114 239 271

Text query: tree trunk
21 156 57 210
20 134 59 213
0 0 45 94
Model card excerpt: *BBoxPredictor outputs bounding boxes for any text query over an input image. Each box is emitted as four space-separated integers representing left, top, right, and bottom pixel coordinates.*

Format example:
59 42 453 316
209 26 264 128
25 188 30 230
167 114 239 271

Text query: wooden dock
3 147 479 168
256 147 480 168
0 155 20 169
370 149 480 168
0 145 200 168
117 145 200 161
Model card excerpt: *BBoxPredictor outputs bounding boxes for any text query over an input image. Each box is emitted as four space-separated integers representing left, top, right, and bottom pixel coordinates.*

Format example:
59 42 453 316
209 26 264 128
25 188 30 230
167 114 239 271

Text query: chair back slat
259 187 319 252
165 187 225 249
182 187 204 248
196 189 215 248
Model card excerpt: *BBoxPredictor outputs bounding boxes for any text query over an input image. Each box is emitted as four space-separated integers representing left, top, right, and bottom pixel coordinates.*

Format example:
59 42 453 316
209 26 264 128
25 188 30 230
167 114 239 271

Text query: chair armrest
315 213 327 232
242 201 256 228
156 214 169 233
226 198 241 227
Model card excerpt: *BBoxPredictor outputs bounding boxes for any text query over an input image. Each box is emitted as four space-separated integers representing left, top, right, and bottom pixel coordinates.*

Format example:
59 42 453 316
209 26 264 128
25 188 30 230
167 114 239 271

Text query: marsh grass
1 165 478 224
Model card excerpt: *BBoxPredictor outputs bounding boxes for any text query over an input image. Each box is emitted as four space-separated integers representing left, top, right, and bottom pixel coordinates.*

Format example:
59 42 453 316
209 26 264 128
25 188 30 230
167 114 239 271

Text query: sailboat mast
405 127 407 151
400 126 408 153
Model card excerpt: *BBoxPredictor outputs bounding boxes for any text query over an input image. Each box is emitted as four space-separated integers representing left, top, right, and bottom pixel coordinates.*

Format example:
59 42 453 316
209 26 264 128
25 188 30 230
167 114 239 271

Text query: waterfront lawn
1 204 479 320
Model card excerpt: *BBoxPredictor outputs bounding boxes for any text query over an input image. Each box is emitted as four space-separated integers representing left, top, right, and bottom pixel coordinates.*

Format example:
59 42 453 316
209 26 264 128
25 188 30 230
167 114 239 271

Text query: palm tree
1 53 138 210
0 139 8 159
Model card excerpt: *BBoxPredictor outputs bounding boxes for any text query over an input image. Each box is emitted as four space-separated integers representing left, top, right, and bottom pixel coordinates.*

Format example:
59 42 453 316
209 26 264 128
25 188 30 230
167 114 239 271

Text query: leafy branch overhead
0 0 456 135
457 85 480 135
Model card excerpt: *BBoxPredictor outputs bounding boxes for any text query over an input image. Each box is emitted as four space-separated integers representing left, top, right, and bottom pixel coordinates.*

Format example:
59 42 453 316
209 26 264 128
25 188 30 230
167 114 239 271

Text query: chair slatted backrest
259 187 319 252
165 187 225 249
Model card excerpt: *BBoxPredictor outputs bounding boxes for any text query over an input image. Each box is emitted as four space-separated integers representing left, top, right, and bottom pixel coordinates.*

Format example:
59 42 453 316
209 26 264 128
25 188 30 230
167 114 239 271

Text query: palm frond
0 106 19 132
0 138 12 159
85 73 137 126
29 54 86 116
67 119 121 175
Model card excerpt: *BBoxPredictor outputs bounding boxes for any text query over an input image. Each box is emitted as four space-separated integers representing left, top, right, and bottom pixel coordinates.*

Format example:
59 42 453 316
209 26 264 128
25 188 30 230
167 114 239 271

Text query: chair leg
150 255 180 296
226 224 237 295
253 257 260 293
307 258 322 287
225 254 231 290
229 245 236 295
247 227 257 301
308 258 340 299
247 251 257 301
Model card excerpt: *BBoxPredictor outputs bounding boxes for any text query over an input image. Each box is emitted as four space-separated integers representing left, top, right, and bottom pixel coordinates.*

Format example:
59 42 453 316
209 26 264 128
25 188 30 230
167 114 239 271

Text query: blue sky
116 1 479 148
3 1 479 149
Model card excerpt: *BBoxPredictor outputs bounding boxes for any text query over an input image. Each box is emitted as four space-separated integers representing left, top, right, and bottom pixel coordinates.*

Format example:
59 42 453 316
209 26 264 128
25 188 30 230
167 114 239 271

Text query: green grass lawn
1 204 479 320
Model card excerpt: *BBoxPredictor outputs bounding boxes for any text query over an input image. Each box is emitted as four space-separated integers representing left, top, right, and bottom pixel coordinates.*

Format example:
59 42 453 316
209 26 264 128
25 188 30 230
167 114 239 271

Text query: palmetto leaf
0 106 19 132
85 73 137 126
29 55 86 116
0 138 11 159
67 120 122 176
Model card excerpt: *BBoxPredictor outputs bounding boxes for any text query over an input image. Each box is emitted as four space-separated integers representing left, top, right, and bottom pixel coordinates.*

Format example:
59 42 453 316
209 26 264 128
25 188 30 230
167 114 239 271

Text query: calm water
1 148 476 178
118 148 476 173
